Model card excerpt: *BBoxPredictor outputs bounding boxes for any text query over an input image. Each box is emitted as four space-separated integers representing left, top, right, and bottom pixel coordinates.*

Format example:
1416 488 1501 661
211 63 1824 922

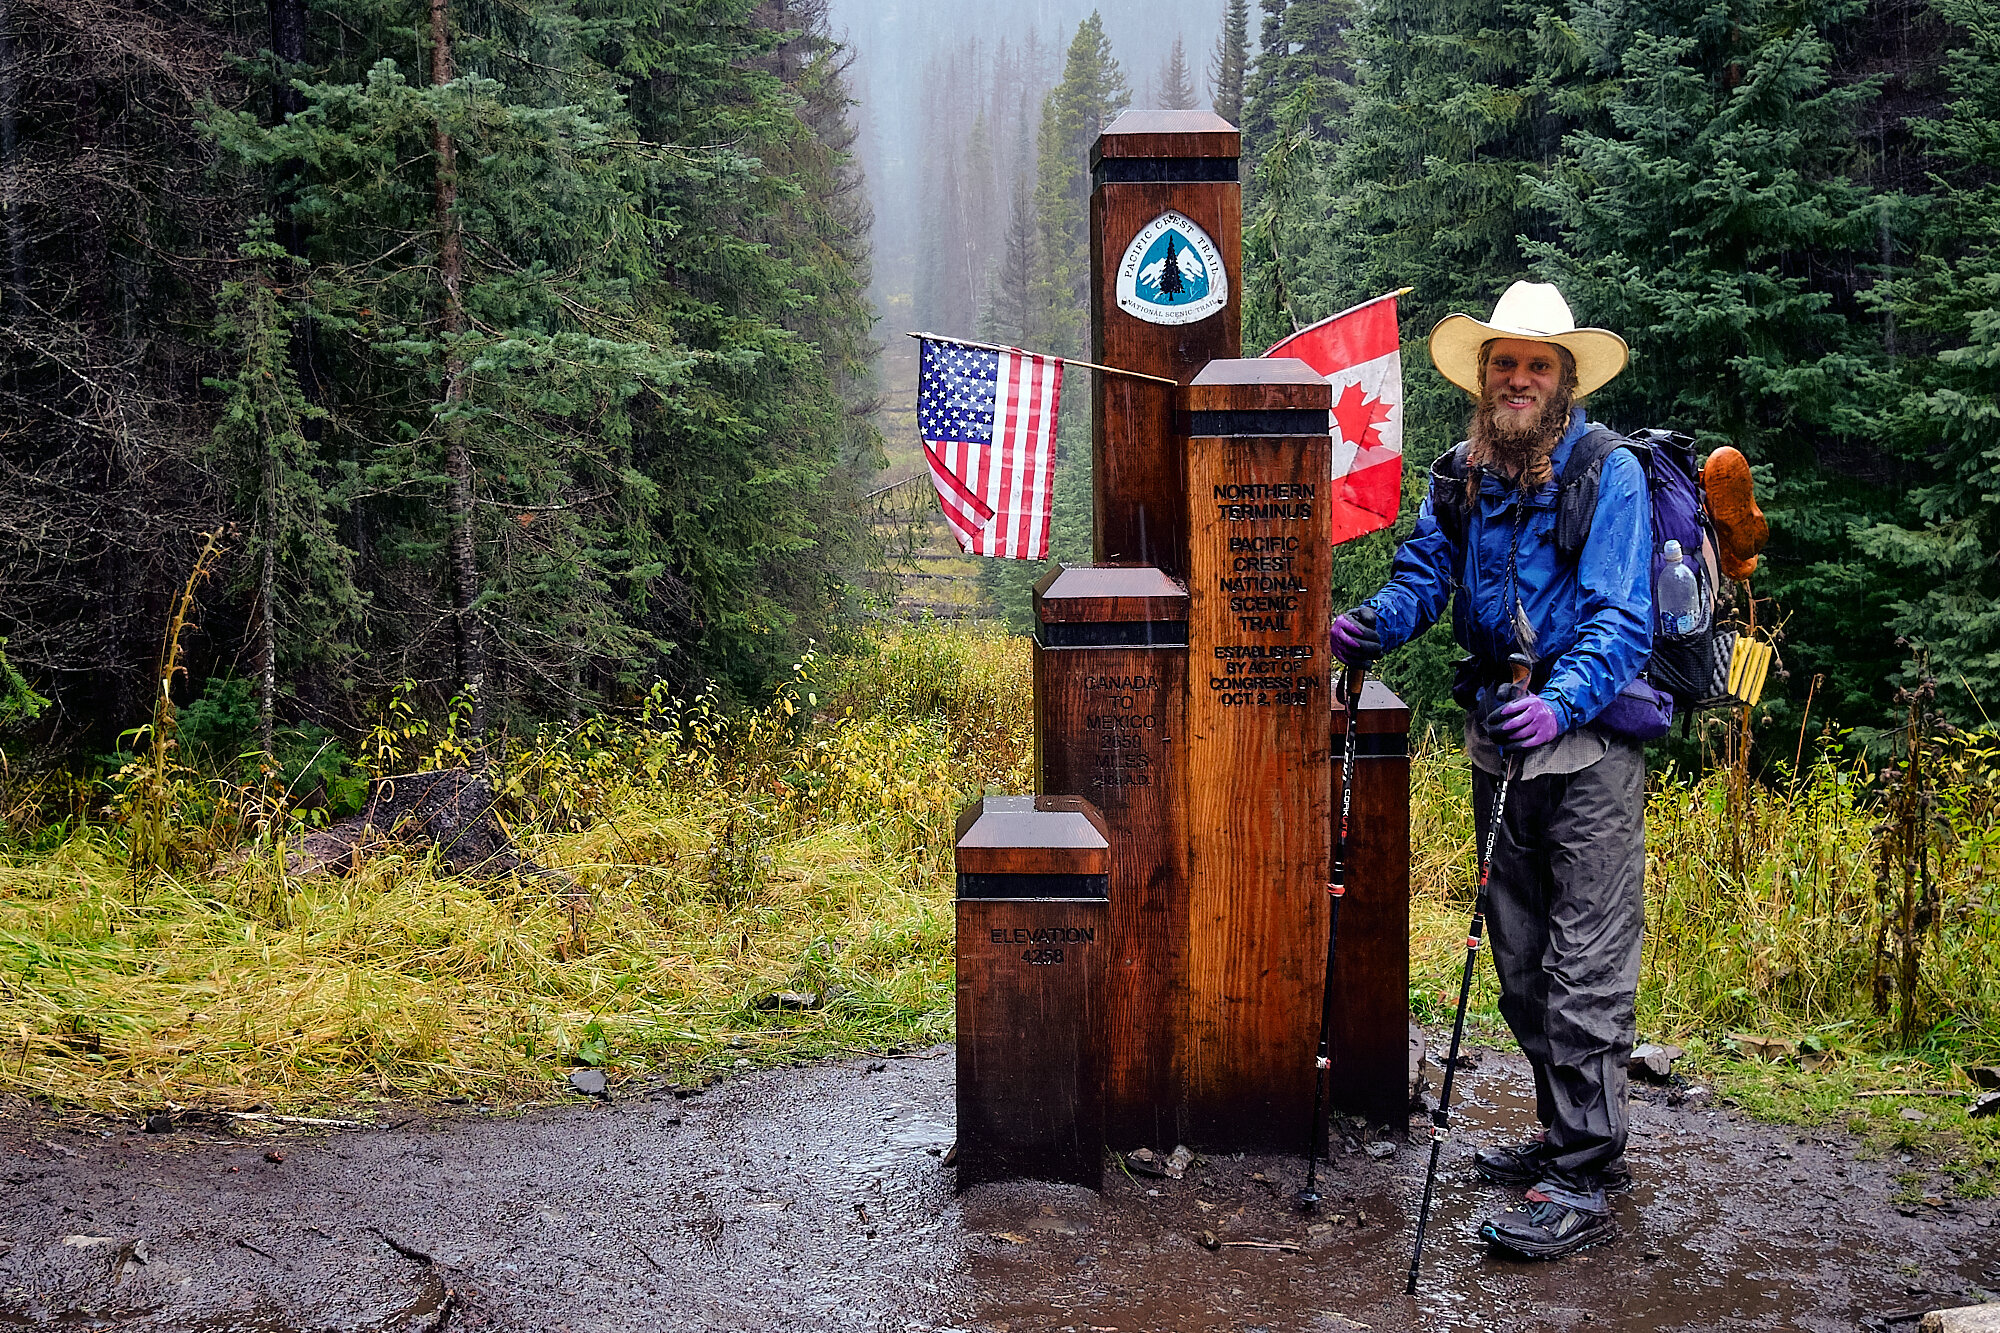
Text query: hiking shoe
1472 1132 1632 1193
1478 1187 1618 1259
1472 1133 1549 1185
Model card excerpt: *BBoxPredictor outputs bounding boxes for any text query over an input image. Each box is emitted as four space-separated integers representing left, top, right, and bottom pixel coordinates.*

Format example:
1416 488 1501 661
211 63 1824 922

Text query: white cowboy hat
1428 281 1630 398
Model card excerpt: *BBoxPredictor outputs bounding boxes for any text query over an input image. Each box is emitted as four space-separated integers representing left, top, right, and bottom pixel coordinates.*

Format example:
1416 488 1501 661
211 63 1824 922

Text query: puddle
0 1045 1993 1331
958 1046 1997 1333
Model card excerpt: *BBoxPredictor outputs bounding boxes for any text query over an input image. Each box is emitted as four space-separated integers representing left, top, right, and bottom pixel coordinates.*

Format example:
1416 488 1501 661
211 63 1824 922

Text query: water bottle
1656 539 1704 639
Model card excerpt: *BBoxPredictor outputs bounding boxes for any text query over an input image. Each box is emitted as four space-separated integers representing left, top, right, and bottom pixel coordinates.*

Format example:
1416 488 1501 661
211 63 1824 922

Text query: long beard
1466 382 1575 491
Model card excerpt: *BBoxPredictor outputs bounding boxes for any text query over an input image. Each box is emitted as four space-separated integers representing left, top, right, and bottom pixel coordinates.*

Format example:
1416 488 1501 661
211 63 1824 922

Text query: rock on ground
285 767 566 880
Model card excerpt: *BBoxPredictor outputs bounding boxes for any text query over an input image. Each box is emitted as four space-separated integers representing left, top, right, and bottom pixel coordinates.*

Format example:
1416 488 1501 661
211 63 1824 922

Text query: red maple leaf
1332 381 1393 450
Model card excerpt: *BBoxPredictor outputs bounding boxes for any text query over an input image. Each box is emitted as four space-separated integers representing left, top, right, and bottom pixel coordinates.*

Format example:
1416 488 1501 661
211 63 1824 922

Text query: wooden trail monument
956 110 1409 1186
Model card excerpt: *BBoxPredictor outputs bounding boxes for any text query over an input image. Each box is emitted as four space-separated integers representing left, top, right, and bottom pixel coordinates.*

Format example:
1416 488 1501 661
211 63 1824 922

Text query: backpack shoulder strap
1428 441 1473 547
1554 426 1652 560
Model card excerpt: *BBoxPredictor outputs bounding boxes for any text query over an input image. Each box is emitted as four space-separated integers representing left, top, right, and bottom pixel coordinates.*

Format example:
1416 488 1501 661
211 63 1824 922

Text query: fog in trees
827 0 1222 319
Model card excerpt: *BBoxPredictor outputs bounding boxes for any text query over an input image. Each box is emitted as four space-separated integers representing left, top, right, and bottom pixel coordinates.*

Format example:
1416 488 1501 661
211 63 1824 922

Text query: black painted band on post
1352 732 1409 759
956 872 1111 901
1185 409 1329 437
1035 620 1190 649
1092 157 1240 187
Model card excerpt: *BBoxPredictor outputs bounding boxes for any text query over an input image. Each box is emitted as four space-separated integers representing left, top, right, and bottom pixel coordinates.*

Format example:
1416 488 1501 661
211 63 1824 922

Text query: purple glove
1489 693 1561 750
1329 607 1381 666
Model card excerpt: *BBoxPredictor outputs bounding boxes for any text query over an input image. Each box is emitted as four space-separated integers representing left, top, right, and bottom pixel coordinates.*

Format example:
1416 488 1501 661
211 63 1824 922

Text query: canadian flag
1263 291 1405 545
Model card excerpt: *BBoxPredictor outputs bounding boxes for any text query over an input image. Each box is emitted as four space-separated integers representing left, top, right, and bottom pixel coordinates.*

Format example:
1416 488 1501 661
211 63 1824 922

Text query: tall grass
0 622 1028 1111
1406 746 2000 1062
0 621 1994 1120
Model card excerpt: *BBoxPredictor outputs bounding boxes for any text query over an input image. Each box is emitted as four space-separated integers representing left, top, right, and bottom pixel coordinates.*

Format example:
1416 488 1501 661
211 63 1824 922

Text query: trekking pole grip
1344 606 1376 705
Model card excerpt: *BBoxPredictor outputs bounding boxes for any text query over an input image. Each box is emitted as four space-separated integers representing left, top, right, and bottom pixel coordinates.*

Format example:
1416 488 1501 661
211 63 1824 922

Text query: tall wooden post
1329 679 1412 1123
1034 565 1189 1148
1178 358 1333 1148
1090 110 1241 577
954 796 1111 1189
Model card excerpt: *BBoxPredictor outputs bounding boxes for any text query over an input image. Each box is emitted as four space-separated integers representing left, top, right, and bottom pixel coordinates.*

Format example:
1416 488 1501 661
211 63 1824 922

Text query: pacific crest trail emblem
1115 210 1228 327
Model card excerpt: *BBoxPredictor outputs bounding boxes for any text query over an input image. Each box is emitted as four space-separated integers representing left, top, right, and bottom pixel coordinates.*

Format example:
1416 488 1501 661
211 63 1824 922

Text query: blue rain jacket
1367 409 1653 732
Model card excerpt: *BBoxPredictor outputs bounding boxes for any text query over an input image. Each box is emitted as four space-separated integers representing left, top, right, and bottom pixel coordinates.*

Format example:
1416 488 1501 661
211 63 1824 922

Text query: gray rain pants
1470 736 1646 1192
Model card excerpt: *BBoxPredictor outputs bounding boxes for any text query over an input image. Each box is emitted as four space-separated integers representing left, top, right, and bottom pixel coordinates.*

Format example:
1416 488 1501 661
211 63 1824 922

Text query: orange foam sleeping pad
1704 446 1767 582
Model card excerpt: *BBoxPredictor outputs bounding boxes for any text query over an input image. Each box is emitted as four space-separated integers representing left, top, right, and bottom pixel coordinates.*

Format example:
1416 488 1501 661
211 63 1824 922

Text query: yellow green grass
1 622 1995 1186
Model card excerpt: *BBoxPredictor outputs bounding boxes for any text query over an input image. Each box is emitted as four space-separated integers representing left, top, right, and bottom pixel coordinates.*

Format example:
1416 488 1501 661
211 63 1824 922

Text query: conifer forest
0 0 1997 765
0 0 877 770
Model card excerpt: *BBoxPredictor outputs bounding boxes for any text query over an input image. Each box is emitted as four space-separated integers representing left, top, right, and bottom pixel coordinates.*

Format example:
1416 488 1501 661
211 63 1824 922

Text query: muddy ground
0 1045 1995 1333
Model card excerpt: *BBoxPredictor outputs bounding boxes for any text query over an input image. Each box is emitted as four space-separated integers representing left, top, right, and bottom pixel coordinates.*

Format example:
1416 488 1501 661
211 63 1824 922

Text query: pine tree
914 44 978 336
982 171 1045 347
1157 36 1199 109
0 640 48 733
1238 0 1363 347
1031 13 1130 359
984 15 1126 627
0 0 879 748
1210 0 1250 124
1160 236 1186 297
1308 0 1593 330
1257 0 1356 137
206 219 359 754
625 0 881 697
964 110 1000 327
1237 0 1598 727
1528 0 1889 725
1855 0 2000 717
215 0 748 721
425 0 486 734
1239 0 1287 157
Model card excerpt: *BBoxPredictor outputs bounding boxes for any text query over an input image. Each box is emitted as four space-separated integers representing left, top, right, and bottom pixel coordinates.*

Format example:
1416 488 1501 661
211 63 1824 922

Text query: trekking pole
1405 652 1531 1293
1299 608 1375 1210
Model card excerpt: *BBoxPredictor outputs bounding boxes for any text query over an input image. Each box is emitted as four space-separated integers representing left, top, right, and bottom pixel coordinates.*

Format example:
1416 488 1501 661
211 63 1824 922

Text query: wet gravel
0 1044 1994 1331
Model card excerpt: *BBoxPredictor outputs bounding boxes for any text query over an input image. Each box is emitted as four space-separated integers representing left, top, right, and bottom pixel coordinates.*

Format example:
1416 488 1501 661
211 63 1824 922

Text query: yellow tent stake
1744 642 1773 708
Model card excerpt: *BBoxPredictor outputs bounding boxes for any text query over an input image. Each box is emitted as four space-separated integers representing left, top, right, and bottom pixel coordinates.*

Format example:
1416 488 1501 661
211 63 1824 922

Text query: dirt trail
0 1045 1993 1332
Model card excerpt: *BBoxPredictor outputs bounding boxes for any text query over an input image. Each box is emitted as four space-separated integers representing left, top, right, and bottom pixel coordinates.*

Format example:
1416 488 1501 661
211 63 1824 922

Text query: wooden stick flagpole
906 331 1179 386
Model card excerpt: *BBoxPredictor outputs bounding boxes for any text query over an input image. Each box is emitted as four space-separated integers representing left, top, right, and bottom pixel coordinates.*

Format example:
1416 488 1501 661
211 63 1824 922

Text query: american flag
916 337 1063 560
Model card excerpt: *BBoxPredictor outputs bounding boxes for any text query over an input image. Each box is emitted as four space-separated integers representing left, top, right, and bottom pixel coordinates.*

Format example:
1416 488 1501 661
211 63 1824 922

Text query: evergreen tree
1160 236 1187 297
1252 0 1356 138
1529 0 1890 725
1239 0 1287 157
1307 0 1594 335
623 0 881 697
1031 13 1130 360
1237 0 1362 347
1855 0 2000 717
206 220 360 753
966 111 1000 299
214 0 673 731
914 44 979 336
1157 36 1199 109
0 0 878 750
1210 0 1251 124
982 172 1046 348
0 640 48 733
985 14 1126 628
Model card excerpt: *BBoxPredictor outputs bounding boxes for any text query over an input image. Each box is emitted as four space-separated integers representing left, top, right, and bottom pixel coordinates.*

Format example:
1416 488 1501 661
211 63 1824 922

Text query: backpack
1428 426 1726 711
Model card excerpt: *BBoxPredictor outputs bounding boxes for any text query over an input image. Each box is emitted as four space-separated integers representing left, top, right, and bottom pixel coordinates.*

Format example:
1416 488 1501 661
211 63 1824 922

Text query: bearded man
1329 281 1652 1259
